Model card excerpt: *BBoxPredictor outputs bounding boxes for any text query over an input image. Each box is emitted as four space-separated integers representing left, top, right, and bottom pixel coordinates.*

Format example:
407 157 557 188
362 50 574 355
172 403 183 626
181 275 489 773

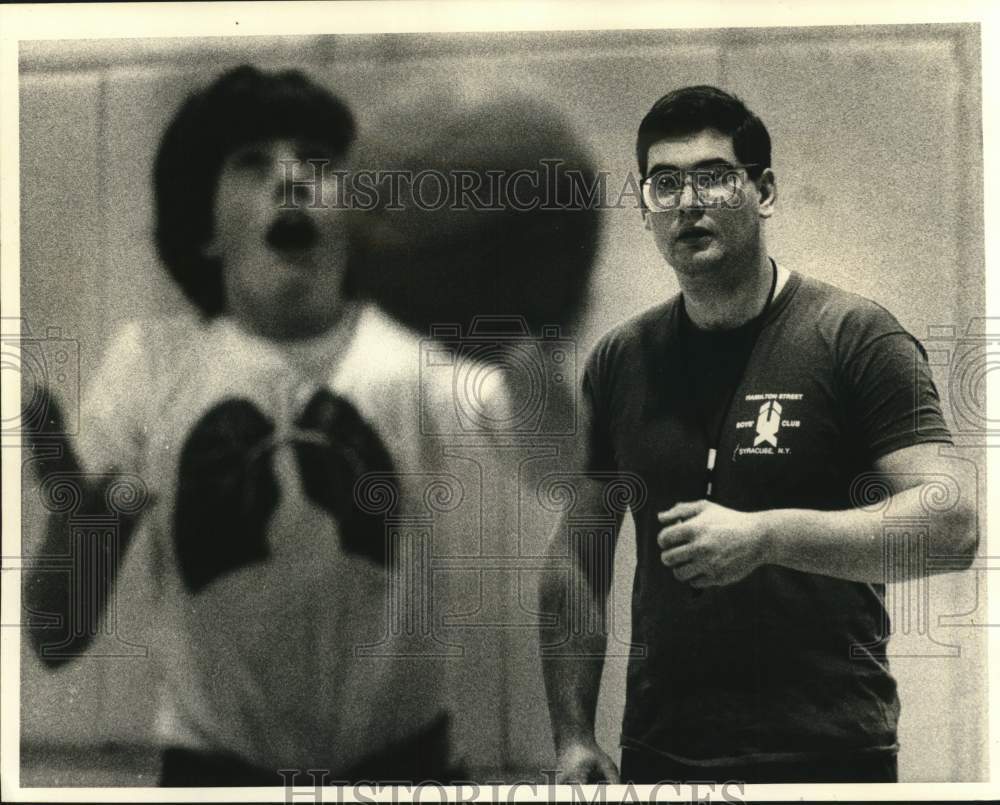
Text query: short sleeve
837 306 953 463
582 337 618 474
76 321 154 475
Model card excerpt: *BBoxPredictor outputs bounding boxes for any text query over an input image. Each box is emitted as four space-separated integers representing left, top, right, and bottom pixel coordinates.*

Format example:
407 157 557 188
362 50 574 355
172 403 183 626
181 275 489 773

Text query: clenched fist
554 741 621 784
657 500 770 588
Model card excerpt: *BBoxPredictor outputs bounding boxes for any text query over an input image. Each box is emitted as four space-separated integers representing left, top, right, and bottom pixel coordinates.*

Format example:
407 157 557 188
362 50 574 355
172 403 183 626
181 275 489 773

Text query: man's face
642 128 775 278
206 137 349 341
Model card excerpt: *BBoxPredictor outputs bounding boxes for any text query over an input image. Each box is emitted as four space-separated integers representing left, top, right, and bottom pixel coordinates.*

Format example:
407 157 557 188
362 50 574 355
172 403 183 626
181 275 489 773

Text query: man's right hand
554 741 621 784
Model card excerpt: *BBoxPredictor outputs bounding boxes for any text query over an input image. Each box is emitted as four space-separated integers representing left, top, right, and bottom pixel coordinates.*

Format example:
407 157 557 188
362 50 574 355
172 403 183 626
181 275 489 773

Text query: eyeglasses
641 163 758 211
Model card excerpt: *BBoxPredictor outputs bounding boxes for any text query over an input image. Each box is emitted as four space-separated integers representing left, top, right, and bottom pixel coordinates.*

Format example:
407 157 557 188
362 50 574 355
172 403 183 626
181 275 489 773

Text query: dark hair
153 65 356 316
635 85 771 181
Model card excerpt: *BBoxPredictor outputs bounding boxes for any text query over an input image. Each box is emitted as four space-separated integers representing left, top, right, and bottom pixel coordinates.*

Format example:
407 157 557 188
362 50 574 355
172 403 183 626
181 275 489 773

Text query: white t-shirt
77 304 504 773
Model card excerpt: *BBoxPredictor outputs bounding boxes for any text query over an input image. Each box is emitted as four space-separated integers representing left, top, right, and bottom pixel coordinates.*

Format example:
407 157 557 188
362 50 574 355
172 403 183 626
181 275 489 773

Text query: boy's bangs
216 80 354 157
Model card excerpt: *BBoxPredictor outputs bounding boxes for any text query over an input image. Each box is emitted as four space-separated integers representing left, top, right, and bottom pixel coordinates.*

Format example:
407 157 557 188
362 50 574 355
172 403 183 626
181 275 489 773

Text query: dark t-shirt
583 270 953 765
677 302 764 472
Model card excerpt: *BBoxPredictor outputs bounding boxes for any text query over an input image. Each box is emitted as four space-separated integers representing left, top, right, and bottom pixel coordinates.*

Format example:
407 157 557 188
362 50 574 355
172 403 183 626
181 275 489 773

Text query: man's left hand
657 500 769 588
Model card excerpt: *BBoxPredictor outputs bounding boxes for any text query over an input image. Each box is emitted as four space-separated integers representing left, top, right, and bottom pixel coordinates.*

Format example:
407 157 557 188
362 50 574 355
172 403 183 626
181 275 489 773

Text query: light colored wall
19 25 985 782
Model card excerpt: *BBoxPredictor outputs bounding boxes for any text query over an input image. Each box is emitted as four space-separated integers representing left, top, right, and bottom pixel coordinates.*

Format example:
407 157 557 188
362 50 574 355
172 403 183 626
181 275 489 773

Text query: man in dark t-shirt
538 85 978 785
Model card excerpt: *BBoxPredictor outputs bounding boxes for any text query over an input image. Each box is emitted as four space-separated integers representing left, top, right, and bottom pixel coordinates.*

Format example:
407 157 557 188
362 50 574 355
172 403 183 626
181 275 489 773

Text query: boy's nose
276 175 316 208
272 151 317 208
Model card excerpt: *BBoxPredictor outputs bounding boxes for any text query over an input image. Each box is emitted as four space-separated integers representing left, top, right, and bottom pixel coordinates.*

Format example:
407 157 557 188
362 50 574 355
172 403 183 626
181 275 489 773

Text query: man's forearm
763 484 977 584
539 565 609 752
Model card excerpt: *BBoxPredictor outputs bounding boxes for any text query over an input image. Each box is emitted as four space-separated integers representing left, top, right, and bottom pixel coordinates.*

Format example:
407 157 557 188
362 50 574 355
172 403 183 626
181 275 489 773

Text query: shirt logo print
754 400 782 447
733 392 802 458
174 392 400 594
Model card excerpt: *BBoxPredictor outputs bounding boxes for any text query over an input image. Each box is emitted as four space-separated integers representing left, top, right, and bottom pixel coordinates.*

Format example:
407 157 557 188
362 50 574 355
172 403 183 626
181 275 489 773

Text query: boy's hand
23 389 81 480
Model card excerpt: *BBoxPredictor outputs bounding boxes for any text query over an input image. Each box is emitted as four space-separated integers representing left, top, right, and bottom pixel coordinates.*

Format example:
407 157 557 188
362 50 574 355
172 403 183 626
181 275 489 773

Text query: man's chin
669 246 726 274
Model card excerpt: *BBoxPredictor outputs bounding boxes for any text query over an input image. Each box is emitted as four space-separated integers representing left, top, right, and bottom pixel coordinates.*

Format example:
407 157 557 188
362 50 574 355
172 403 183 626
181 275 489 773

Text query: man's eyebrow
648 158 736 173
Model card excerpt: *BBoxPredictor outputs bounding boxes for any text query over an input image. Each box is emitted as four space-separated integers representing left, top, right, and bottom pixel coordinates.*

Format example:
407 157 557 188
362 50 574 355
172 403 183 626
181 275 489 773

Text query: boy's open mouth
266 211 319 251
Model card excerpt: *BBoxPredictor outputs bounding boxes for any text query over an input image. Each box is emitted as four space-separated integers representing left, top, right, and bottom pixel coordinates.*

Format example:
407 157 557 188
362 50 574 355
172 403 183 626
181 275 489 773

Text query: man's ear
757 168 777 219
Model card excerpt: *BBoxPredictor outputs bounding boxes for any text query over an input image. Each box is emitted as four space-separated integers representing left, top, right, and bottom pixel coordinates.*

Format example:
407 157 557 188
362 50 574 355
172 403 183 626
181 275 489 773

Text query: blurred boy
25 65 476 786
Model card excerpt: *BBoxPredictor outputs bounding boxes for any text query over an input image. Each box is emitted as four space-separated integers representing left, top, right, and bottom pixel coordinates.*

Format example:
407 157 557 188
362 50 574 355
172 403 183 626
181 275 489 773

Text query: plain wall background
17 24 987 783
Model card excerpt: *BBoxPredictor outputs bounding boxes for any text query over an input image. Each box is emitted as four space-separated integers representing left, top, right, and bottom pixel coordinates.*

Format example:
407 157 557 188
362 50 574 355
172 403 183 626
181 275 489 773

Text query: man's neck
678 252 775 331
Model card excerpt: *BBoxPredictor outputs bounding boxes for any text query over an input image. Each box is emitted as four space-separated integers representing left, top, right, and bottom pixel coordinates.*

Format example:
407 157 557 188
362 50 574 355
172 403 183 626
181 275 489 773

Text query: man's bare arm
658 444 977 587
538 476 623 783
